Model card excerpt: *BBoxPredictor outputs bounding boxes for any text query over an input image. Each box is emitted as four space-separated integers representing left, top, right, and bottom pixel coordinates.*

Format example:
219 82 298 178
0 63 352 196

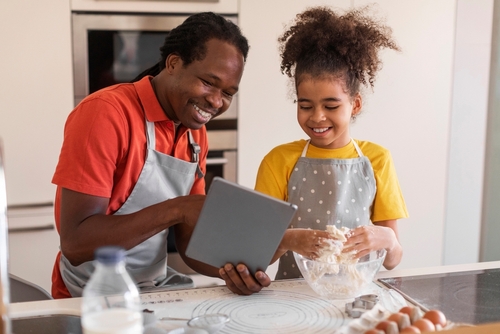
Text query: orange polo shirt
51 76 207 298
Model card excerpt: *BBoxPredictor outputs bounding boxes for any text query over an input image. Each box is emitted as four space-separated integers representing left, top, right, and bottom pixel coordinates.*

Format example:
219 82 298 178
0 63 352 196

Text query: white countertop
375 260 500 279
9 260 500 320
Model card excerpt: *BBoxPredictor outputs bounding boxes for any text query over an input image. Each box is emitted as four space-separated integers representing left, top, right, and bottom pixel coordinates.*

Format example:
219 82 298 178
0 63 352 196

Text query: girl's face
296 75 362 149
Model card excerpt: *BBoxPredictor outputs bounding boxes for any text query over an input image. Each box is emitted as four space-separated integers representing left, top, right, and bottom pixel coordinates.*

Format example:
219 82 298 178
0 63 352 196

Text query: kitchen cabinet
70 0 238 13
7 205 59 294
0 0 73 206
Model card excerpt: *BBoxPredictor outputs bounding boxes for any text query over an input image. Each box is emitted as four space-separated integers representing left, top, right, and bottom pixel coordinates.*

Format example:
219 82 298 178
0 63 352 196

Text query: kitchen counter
377 261 500 325
376 260 500 279
8 260 500 332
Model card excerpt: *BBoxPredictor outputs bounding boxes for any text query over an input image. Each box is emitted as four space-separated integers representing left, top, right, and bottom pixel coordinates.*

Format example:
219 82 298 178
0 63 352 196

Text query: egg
412 318 436 332
387 312 411 330
364 330 385 334
423 309 447 328
399 305 422 324
375 320 399 334
400 325 422 333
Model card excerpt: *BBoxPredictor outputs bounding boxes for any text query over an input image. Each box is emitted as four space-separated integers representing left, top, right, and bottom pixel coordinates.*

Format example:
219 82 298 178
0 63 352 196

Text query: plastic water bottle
81 246 143 334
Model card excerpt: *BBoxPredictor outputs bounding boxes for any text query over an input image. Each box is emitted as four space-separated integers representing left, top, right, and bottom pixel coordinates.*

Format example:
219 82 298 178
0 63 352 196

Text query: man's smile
193 103 214 122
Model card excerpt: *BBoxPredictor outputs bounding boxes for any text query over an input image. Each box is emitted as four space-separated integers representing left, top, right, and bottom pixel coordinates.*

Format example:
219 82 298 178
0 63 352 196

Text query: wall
239 0 460 270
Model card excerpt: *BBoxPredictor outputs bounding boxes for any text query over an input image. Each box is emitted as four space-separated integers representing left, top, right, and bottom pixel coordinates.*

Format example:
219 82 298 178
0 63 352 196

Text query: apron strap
351 139 364 157
188 130 204 179
301 140 310 157
145 120 155 149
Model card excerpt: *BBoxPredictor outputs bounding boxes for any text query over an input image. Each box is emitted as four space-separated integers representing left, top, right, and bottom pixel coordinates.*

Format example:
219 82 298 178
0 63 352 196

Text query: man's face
158 38 245 129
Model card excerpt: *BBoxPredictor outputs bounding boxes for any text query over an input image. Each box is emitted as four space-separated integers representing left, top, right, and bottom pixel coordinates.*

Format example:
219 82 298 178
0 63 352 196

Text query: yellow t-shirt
255 139 408 222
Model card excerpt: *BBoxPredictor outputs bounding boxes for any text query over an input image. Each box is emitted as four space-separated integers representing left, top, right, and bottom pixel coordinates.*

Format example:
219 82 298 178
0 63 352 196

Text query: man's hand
219 263 271 295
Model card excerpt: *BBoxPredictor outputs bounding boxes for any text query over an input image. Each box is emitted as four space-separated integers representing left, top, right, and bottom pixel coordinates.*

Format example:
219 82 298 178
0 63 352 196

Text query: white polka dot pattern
276 140 377 280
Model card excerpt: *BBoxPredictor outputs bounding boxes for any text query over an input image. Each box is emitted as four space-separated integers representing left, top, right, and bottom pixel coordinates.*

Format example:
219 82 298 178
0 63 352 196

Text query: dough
304 225 366 297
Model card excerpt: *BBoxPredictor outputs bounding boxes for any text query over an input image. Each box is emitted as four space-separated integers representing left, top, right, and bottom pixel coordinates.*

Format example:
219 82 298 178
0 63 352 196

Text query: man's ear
165 53 182 74
351 93 363 117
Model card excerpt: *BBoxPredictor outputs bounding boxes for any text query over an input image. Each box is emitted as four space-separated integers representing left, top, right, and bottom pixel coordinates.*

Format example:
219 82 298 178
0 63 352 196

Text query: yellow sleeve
255 157 286 200
365 144 409 222
254 141 305 201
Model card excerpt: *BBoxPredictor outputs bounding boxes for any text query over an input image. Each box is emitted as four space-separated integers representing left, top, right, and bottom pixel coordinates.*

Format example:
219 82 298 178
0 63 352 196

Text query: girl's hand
281 228 335 259
342 223 400 267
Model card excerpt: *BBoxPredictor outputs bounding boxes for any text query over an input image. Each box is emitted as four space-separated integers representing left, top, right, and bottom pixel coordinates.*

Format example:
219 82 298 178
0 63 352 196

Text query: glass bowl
293 248 386 300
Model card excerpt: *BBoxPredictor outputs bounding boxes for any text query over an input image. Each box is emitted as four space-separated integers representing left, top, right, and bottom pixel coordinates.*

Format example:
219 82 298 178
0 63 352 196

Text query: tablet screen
185 177 297 274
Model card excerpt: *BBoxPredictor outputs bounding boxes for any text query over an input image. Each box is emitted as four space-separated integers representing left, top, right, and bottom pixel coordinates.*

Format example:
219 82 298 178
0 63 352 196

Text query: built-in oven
71 12 239 193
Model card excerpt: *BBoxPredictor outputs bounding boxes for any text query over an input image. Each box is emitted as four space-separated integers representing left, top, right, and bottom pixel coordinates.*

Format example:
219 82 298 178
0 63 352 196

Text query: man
51 12 270 298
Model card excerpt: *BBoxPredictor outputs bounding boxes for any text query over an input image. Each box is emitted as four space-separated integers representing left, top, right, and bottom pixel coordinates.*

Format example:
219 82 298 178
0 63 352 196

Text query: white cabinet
0 0 73 206
70 0 238 14
7 205 59 294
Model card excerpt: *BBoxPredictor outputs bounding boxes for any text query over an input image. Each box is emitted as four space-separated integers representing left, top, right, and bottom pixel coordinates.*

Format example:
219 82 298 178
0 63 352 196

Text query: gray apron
276 139 376 280
60 117 204 297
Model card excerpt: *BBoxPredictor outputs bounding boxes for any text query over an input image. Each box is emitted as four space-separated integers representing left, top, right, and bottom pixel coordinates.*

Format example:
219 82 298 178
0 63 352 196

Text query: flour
316 225 357 265
303 225 367 298
295 226 386 299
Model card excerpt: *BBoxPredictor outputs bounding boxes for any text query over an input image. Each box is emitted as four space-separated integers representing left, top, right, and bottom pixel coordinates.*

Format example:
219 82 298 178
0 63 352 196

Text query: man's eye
222 91 234 98
201 79 213 86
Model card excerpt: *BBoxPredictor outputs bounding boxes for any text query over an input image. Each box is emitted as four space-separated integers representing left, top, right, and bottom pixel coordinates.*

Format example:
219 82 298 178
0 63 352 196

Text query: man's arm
60 187 272 295
59 187 205 266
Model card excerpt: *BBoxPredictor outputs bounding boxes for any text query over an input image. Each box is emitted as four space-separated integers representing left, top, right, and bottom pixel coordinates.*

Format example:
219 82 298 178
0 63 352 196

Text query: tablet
185 177 298 275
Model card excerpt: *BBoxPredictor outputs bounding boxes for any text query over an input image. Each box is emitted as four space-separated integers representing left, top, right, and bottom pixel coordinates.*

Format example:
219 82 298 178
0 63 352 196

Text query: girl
255 6 408 280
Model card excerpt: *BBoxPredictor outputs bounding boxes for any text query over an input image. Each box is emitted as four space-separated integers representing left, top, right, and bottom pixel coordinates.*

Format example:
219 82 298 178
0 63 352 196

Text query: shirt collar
134 76 172 123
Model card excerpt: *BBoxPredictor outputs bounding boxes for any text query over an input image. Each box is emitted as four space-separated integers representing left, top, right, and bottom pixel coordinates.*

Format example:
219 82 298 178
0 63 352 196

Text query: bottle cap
94 246 126 264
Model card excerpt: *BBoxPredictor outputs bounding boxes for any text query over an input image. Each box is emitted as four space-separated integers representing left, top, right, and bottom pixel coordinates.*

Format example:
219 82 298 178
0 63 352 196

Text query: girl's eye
325 106 339 110
299 105 312 110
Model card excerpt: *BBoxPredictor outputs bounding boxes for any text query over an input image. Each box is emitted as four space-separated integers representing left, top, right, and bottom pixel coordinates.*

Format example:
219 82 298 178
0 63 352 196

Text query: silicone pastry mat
137 279 399 333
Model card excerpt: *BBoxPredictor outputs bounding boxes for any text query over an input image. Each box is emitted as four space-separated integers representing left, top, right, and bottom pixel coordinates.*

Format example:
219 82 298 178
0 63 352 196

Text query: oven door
205 150 237 192
205 129 237 191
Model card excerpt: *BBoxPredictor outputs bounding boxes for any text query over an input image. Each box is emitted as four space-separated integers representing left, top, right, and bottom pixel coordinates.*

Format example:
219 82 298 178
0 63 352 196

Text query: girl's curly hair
279 5 400 96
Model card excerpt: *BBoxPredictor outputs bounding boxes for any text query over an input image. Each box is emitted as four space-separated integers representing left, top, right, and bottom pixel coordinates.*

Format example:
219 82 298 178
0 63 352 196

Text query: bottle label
82 308 143 334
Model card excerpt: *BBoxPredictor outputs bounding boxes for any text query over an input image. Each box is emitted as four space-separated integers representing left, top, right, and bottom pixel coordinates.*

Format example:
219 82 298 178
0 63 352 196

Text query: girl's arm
373 220 402 270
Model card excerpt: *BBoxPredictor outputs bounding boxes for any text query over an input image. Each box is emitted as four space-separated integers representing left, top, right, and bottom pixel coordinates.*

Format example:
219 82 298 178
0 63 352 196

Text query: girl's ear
351 93 363 117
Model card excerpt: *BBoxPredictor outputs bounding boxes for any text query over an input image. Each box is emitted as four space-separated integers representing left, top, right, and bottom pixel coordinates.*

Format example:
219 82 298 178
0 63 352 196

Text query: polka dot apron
276 139 377 280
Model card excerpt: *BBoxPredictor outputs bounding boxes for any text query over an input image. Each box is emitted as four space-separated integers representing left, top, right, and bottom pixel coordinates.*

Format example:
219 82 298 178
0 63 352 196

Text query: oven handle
206 157 229 165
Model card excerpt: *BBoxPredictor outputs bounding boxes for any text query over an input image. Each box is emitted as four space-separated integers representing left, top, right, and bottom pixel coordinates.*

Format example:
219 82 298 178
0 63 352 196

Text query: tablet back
185 177 297 275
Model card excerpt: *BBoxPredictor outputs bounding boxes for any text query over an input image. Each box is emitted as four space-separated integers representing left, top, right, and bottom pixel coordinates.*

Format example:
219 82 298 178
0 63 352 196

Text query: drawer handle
206 158 229 165
8 224 55 233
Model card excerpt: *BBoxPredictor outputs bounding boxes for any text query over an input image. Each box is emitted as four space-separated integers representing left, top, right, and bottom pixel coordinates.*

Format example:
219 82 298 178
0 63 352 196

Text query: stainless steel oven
71 12 238 193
